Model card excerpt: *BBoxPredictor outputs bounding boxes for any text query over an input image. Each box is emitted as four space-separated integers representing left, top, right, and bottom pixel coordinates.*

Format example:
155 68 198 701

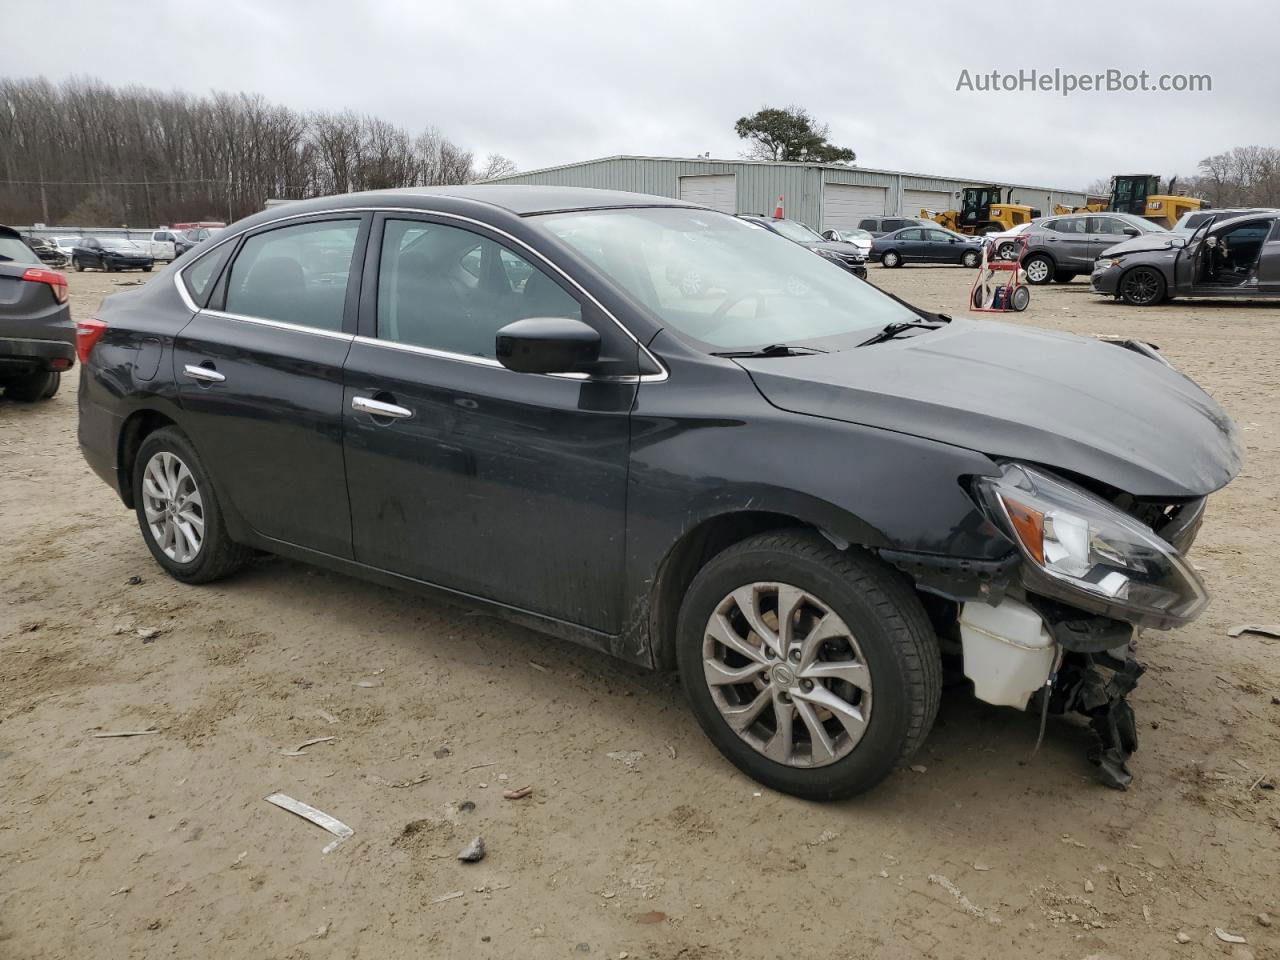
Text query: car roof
0 224 23 241
304 185 696 217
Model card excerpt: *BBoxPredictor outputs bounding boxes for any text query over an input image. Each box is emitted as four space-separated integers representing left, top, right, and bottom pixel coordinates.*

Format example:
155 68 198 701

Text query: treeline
1194 146 1280 209
0 76 516 227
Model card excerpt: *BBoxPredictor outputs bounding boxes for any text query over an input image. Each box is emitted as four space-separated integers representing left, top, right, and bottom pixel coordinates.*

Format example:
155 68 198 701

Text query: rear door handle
183 363 225 383
352 396 413 420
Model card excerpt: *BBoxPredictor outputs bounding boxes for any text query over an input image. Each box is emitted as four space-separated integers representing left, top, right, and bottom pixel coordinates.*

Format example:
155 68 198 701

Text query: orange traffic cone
773 195 784 219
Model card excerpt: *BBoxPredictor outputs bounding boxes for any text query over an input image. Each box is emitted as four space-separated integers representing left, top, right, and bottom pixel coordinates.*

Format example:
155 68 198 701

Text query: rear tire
4 370 60 402
1024 254 1054 285
961 249 980 268
676 530 941 800
133 427 251 584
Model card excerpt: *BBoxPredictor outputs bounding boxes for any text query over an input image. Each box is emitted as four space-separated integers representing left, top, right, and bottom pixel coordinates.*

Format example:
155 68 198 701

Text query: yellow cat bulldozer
922 185 1040 235
1053 175 1204 229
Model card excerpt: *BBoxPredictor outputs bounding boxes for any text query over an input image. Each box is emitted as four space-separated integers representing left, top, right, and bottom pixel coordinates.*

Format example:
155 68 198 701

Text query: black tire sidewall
1121 267 1165 306
962 250 980 268
132 428 231 583
4 370 57 402
676 538 930 800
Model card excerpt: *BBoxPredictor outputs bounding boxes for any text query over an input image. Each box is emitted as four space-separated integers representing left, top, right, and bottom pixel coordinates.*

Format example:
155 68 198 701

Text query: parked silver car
1020 213 1165 285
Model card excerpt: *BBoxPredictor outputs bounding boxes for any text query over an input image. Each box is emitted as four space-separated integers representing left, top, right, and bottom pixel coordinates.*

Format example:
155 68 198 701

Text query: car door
341 212 638 633
1259 218 1280 291
923 228 959 262
894 228 924 258
172 214 369 558
1087 216 1137 262
1042 217 1091 270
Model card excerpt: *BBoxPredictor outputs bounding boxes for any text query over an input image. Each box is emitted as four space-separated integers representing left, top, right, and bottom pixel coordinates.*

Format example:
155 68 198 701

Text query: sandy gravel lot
2 263 1279 960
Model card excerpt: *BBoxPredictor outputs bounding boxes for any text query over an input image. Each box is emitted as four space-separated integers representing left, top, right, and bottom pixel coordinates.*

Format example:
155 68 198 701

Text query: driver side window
376 219 582 359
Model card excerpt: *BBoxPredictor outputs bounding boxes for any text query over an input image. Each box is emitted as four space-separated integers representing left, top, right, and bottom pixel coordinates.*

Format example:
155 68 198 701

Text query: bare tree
0 75 508 224
474 154 517 181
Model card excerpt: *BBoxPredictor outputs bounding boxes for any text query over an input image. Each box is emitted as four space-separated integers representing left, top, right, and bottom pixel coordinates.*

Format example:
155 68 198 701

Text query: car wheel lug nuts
788 650 801 663
801 679 814 691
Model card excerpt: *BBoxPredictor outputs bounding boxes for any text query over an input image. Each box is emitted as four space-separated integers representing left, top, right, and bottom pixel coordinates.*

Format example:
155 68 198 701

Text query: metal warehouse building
489 156 1088 233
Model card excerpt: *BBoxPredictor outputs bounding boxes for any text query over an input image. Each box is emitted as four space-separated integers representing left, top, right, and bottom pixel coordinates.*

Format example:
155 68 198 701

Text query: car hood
803 240 866 258
739 316 1240 498
1099 234 1179 257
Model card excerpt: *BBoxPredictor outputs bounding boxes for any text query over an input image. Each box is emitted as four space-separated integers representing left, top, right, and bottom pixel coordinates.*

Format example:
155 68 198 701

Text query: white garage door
678 174 737 213
903 189 953 217
822 183 887 231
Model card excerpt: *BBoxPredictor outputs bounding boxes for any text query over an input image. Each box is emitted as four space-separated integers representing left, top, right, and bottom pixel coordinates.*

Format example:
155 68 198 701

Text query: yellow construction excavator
1053 175 1205 228
921 185 1040 235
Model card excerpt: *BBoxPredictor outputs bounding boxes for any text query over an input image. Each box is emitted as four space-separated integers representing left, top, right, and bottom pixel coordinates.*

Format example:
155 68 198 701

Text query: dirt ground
2 263 1279 960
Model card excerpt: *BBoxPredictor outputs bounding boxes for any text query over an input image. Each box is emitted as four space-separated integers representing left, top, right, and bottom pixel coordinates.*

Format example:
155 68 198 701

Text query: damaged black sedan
77 186 1240 800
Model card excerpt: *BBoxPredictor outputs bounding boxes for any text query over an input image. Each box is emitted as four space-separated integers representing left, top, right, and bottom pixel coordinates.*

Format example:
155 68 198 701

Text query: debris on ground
910 764 927 774
1215 928 1247 944
1259 913 1272 927
1084 879 1095 893
607 751 644 770
634 910 667 924
503 786 533 800
231 850 248 868
527 661 549 672
1175 932 1191 944
279 736 337 757
126 575 143 585
93 728 159 738
264 793 353 853
929 874 1000 924
431 890 465 904
354 679 383 688
457 836 486 862
972 862 990 871
457 800 476 813
370 771 429 788
315 709 340 725
462 761 497 773
137 627 160 642
433 745 452 758
1227 624 1280 640
109 886 130 896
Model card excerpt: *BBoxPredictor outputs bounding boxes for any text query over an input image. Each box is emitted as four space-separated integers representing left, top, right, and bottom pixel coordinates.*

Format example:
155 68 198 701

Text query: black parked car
79 186 1239 798
871 224 985 268
737 215 867 278
0 225 73 401
72 236 154 272
25 236 70 268
1092 210 1280 305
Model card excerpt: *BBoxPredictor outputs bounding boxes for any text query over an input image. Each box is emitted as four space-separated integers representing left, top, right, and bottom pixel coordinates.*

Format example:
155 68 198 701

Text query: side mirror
1170 236 1187 248
495 317 601 375
1123 227 1139 237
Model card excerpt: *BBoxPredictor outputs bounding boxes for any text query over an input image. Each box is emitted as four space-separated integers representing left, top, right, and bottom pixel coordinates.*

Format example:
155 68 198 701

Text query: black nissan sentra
77 186 1240 798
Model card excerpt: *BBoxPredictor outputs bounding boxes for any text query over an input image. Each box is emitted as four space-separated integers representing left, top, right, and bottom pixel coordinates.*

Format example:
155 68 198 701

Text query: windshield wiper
710 343 825 359
857 320 946 347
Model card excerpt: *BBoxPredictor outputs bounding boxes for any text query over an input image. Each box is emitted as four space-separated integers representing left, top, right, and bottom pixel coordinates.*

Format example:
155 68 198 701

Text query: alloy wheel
702 582 873 767
141 451 205 563
1025 258 1050 283
1122 268 1161 305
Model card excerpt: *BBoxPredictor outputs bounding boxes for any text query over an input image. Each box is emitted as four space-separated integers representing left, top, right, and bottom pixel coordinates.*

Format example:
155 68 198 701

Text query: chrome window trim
173 204 668 382
200 309 355 342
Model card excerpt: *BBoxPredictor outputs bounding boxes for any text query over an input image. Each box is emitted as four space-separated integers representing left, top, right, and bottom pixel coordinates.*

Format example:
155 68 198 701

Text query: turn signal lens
1000 496 1045 565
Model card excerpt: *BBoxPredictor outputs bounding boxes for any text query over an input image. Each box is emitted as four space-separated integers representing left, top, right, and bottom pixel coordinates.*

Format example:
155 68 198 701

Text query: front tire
143 265 153 273
4 370 60 402
133 427 251 584
1052 270 1077 283
1024 254 1054 285
676 530 942 800
880 250 902 268
1119 266 1166 306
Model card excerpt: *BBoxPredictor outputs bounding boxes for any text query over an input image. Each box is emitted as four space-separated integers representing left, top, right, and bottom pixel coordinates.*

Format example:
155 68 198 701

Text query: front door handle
352 396 413 420
183 363 225 383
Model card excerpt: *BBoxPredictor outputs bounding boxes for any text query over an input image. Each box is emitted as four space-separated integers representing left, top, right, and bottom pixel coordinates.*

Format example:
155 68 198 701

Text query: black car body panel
739 316 1240 499
78 187 1241 678
0 226 74 377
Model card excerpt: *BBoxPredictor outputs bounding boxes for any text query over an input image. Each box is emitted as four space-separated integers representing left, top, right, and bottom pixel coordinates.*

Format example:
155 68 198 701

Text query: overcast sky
8 0 1279 190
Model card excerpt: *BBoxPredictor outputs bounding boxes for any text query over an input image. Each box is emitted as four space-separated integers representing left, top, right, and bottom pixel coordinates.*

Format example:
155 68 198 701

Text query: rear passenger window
223 220 360 331
182 241 235 307
376 219 581 360
1048 218 1086 234
858 219 877 230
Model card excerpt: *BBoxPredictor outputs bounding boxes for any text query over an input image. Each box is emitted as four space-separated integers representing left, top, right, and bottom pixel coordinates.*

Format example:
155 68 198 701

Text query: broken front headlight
977 463 1208 628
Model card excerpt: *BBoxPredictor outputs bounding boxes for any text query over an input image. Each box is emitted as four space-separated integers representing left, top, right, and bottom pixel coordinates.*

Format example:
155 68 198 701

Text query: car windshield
0 235 38 263
765 219 824 243
538 207 918 350
101 239 140 251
